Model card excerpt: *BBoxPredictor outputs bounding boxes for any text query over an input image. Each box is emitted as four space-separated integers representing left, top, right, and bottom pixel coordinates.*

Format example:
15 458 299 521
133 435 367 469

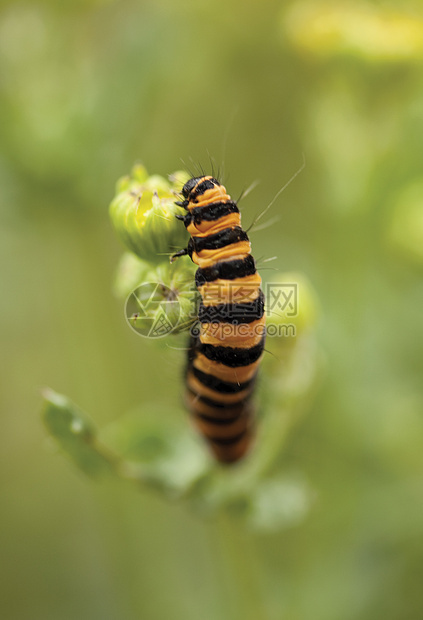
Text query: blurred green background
2 0 423 618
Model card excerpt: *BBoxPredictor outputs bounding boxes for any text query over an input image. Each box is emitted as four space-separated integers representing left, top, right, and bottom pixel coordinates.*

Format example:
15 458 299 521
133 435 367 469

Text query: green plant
42 165 320 531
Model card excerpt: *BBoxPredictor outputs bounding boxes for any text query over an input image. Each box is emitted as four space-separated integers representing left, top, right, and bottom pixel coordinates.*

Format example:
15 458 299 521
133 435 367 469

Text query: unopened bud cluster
110 164 190 264
110 165 197 336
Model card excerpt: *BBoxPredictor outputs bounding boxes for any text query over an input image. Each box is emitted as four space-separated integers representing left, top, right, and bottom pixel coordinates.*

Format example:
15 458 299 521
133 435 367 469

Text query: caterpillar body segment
176 176 266 464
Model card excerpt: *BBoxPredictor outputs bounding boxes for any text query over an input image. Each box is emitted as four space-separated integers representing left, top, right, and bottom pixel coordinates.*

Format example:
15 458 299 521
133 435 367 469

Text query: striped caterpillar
173 175 266 464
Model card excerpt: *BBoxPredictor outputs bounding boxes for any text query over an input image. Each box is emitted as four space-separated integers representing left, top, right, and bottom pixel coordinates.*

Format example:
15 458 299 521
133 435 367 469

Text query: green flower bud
113 252 153 299
124 258 198 338
109 165 190 264
265 272 318 349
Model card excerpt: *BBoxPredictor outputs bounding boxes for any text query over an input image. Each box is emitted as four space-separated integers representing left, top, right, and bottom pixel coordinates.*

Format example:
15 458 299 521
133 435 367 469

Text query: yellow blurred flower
282 2 423 62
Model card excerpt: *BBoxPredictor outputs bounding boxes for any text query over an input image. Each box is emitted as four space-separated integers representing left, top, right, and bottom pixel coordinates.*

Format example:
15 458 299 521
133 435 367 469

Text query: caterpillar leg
170 247 189 262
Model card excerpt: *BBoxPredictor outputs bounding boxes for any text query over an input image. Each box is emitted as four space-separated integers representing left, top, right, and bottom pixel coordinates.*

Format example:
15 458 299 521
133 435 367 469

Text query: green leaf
246 474 313 532
42 389 117 477
100 407 212 499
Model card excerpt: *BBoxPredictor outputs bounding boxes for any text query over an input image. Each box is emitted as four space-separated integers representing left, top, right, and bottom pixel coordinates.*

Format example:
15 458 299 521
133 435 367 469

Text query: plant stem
212 513 269 620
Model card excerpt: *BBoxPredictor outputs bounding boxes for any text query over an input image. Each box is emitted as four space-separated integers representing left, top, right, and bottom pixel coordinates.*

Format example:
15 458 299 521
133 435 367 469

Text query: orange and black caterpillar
173 175 266 464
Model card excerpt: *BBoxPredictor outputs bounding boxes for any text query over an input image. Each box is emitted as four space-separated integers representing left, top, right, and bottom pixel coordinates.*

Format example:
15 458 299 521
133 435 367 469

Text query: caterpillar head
176 176 225 207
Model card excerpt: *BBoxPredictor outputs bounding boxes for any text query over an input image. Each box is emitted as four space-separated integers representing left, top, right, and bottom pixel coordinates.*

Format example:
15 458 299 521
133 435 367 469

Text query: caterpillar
173 175 266 464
